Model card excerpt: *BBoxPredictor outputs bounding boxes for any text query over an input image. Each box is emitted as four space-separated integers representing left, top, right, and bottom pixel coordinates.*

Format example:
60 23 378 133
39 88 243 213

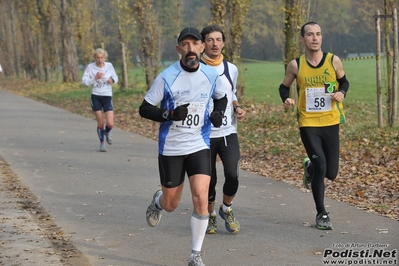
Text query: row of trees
0 0 251 86
0 1 398 94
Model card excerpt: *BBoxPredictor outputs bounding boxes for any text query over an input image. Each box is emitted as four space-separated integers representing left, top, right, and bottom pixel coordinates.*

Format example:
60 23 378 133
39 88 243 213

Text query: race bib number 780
172 102 205 132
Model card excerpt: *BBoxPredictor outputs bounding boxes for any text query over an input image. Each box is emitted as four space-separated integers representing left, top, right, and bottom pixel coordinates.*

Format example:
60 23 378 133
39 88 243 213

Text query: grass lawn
124 57 387 111
242 57 381 104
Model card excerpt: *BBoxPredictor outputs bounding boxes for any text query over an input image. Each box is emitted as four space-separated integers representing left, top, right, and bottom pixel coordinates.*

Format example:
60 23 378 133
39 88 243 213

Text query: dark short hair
200 25 226 42
300 22 319 37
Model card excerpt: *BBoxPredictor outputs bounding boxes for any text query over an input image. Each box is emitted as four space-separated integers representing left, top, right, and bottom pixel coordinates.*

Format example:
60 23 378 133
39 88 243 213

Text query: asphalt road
0 89 398 266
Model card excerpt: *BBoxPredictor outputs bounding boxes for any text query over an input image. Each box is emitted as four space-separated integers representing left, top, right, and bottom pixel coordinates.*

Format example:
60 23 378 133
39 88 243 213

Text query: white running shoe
146 189 162 227
100 143 106 152
105 133 113 145
188 253 205 266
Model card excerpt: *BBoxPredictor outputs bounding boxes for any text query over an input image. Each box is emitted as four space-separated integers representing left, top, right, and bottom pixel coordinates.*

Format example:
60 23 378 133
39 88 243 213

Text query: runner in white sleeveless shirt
200 25 247 236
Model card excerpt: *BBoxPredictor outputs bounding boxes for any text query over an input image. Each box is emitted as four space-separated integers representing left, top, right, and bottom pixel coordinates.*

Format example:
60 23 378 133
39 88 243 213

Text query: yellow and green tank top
296 52 345 127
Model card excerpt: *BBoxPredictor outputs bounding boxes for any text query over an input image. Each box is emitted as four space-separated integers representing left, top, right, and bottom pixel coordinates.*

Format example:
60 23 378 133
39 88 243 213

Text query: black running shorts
158 149 211 188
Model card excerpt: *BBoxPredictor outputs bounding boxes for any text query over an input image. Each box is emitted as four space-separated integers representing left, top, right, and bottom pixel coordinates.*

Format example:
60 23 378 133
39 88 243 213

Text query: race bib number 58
305 87 332 112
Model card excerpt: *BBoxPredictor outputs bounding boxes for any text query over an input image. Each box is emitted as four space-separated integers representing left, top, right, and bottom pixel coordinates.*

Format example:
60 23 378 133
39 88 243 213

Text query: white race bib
172 102 205 132
207 103 232 128
305 87 332 112
221 104 232 127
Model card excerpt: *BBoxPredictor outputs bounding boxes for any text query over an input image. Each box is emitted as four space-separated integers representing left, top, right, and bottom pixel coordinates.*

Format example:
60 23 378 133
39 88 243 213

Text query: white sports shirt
82 62 118 96
207 60 238 138
144 61 225 156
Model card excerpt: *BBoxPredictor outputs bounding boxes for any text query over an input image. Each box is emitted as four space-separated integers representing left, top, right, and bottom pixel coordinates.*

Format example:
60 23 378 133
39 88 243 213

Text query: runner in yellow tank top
296 52 346 127
278 22 350 230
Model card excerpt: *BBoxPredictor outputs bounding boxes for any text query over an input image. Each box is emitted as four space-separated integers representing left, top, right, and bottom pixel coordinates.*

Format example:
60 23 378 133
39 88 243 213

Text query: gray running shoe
188 253 205 266
100 143 106 152
302 158 311 189
219 205 240 233
316 212 333 230
105 133 113 145
206 214 217 234
146 189 162 227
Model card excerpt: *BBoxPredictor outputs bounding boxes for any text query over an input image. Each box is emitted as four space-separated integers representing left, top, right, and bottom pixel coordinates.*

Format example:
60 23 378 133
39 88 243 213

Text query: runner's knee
223 179 239 197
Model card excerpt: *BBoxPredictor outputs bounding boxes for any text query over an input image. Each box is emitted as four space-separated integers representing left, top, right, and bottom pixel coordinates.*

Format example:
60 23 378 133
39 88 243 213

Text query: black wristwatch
234 106 242 112
162 110 170 120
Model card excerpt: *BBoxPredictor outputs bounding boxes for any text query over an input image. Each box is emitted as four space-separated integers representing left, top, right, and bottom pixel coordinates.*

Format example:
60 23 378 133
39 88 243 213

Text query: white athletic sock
222 203 232 213
190 212 208 253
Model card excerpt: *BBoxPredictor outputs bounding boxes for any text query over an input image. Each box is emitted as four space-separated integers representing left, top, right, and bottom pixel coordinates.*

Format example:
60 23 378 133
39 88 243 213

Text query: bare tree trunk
18 1 39 79
391 8 398 126
36 36 44 81
384 0 393 124
284 0 306 108
60 0 79 83
210 0 250 64
0 0 22 76
93 0 99 46
76 0 95 67
47 6 60 82
0 0 17 76
133 0 161 90
51 16 62 82
120 42 128 90
210 0 250 100
375 10 383 127
117 0 128 90
9 0 20 76
284 0 302 68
